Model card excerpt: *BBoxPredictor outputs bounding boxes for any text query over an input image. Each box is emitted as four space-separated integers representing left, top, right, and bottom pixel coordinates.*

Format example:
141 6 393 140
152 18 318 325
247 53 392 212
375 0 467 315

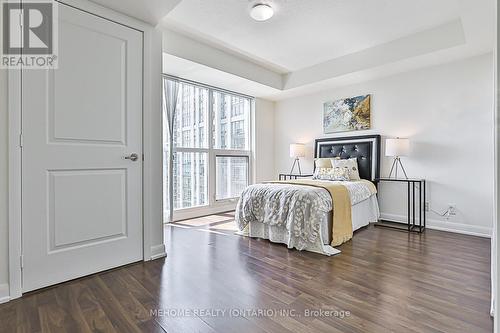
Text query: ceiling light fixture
250 3 274 21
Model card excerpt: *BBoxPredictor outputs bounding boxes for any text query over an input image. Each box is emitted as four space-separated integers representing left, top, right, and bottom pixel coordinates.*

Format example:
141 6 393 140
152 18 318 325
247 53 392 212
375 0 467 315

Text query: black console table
374 178 426 233
278 174 313 181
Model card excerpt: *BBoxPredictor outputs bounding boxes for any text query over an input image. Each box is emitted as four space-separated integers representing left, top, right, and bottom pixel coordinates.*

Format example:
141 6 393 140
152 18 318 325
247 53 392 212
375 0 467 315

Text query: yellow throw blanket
268 179 376 247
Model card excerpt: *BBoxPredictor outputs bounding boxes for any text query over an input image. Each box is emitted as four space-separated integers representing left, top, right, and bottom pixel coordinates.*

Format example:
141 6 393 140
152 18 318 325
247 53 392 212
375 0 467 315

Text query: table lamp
386 138 410 179
289 143 305 175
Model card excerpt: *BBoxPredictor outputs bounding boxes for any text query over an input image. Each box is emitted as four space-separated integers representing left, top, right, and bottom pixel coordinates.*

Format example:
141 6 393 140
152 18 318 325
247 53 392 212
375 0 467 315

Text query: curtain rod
162 74 255 100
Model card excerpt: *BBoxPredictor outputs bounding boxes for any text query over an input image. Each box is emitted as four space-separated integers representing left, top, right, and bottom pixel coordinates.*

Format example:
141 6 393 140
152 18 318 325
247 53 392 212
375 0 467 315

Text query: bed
235 135 381 256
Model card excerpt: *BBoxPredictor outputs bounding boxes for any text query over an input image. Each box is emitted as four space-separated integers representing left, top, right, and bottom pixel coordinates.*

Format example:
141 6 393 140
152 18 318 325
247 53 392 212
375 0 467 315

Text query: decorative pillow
313 166 351 181
313 167 332 180
313 157 344 180
331 167 351 181
330 158 361 180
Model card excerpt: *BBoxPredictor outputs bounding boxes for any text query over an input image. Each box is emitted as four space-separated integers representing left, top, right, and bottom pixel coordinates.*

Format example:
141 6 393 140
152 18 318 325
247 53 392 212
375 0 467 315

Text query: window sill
169 201 237 222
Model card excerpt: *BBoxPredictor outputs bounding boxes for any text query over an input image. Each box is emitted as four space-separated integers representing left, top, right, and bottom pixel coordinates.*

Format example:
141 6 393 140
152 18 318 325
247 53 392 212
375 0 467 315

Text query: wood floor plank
15 296 41 333
52 284 93 333
82 277 143 333
0 301 17 333
67 280 118 333
99 272 151 325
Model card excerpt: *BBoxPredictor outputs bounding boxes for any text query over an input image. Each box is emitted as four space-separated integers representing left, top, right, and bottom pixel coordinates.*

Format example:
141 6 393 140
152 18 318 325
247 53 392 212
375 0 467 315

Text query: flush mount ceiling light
250 3 274 21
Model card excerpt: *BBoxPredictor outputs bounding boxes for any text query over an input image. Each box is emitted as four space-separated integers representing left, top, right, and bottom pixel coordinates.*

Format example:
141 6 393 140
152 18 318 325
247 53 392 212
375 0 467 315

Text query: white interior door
22 3 143 292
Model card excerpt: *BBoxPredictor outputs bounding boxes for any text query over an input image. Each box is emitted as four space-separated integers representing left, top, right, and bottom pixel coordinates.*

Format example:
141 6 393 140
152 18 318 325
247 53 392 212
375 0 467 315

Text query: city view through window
163 78 252 214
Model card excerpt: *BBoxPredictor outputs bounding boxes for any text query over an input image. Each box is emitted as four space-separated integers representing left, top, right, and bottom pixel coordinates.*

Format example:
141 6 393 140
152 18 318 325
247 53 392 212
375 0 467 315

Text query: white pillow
330 158 361 180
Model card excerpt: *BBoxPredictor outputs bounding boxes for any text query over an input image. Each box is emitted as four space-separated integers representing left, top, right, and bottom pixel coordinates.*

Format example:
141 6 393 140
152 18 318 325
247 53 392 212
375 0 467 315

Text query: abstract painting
323 95 371 133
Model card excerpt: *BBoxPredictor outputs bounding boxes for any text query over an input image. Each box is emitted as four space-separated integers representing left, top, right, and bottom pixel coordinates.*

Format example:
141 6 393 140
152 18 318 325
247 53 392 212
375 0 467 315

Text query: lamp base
290 158 302 175
388 157 408 179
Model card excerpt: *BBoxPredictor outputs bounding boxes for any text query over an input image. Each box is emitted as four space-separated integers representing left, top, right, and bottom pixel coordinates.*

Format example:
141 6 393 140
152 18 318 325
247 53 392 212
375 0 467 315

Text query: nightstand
374 178 426 233
278 174 313 181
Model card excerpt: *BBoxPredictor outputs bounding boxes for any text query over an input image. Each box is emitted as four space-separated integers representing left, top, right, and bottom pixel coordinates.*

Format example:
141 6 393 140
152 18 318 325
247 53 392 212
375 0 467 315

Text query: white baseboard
0 284 10 304
149 244 167 260
380 213 492 238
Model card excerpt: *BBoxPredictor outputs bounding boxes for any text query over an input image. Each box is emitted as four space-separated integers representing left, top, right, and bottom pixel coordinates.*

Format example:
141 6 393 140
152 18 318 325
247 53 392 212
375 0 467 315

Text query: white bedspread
235 180 376 255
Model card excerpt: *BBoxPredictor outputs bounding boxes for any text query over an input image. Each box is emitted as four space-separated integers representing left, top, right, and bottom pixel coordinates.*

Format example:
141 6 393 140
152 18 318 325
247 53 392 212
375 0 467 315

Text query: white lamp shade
385 138 410 157
290 143 305 158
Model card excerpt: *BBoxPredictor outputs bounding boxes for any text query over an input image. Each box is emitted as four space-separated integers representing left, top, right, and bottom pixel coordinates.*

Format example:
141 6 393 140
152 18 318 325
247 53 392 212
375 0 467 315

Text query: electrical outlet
425 202 430 212
448 204 457 216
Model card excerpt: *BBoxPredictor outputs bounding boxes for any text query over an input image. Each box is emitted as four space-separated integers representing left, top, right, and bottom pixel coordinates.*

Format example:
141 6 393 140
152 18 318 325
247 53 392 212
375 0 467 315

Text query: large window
163 77 252 217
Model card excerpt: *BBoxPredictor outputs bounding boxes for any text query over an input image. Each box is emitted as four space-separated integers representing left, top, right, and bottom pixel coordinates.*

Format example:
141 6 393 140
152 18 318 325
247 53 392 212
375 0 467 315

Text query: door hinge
19 133 23 148
142 153 145 161
20 255 24 269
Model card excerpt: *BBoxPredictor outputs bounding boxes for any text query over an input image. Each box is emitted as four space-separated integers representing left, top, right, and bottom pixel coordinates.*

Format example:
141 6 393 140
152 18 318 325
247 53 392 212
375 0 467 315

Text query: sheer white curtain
162 78 179 223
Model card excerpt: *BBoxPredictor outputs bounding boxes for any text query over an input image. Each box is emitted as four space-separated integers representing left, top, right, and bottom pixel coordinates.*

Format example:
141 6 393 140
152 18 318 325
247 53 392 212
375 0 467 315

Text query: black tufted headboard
314 135 381 181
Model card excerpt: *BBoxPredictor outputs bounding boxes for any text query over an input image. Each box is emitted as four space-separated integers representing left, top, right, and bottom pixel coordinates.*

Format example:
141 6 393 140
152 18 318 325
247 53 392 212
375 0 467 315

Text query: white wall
144 27 165 260
254 98 275 182
493 0 499 327
274 54 495 236
0 69 8 292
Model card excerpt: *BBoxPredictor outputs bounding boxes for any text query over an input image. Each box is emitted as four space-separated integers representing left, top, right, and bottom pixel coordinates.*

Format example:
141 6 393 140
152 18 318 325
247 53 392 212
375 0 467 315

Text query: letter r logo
3 2 53 55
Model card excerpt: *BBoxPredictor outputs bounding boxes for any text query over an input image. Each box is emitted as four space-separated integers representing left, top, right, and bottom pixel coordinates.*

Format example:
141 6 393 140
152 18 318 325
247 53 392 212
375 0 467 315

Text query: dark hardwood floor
0 213 493 333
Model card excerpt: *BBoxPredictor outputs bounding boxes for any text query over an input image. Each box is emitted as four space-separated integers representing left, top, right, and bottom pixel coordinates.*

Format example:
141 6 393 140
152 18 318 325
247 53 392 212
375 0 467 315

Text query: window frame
163 75 254 221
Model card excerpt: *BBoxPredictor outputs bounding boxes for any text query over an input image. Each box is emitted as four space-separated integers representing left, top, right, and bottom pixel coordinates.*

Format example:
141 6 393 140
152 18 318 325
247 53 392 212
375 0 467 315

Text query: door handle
124 153 139 162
